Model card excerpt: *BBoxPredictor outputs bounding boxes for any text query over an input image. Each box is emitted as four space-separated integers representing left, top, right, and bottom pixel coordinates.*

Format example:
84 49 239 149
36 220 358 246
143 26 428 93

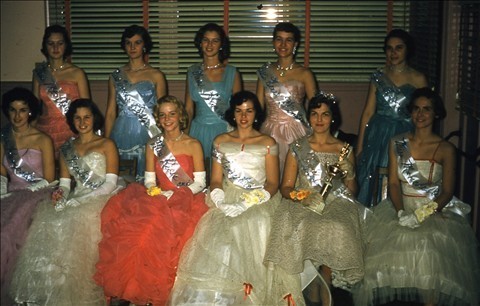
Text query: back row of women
1 21 479 306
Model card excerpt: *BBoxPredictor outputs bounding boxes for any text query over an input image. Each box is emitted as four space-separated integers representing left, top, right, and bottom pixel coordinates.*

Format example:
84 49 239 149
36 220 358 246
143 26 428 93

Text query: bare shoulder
409 69 428 88
258 134 276 147
213 132 231 145
100 137 117 151
149 67 166 81
440 140 456 155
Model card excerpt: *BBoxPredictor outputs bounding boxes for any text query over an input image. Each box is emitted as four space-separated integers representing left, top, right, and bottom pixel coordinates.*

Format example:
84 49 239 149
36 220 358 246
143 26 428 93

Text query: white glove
210 188 225 207
338 159 355 180
397 209 406 219
187 171 206 194
398 213 420 229
161 190 174 200
144 171 156 189
218 203 245 217
1 175 7 195
27 178 49 191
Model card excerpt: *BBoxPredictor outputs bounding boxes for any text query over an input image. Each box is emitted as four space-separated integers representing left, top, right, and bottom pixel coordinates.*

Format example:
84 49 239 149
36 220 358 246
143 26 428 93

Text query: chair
372 166 389 206
118 158 138 184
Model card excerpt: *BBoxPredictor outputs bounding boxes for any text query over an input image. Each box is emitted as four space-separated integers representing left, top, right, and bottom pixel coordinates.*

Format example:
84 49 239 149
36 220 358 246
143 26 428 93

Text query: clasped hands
398 201 438 229
210 188 270 217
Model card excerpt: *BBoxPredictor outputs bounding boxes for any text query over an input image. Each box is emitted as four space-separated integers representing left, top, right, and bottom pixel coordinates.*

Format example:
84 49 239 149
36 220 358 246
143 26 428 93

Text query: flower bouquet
414 201 438 222
240 189 269 207
147 186 162 196
290 189 325 215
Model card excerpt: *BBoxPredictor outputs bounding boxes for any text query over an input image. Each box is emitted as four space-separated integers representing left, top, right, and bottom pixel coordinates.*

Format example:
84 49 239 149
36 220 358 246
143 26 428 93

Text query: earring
28 112 32 116
293 47 297 55
273 48 276 52
219 47 223 50
233 118 236 121
331 119 335 123
254 119 258 123
143 47 146 53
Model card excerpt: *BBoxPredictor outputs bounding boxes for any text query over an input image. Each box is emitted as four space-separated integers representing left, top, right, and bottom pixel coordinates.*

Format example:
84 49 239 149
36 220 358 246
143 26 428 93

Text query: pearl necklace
48 63 66 72
129 63 147 72
388 65 409 73
12 125 31 136
276 62 294 77
203 63 223 70
166 132 184 142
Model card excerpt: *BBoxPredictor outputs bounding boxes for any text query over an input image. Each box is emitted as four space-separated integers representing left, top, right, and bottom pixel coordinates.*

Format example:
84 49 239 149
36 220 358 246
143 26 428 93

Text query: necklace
48 63 66 72
388 65 408 73
166 131 184 142
129 63 147 72
203 63 223 70
276 62 295 77
12 125 31 136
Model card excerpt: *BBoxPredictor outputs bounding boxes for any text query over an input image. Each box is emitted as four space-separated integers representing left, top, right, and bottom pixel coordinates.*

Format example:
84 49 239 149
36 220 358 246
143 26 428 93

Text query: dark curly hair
194 23 230 62
2 87 41 122
120 25 153 54
273 22 301 43
307 92 342 134
383 29 415 61
41 24 73 59
66 99 105 134
224 91 265 131
153 95 189 131
407 87 446 120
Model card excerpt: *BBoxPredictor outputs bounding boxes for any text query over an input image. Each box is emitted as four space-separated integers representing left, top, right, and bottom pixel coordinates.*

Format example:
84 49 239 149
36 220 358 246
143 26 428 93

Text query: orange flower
290 189 311 201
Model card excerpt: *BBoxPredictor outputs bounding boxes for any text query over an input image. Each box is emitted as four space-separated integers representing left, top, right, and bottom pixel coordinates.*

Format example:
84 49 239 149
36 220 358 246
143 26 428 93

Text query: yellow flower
241 189 268 207
414 201 438 222
147 186 162 196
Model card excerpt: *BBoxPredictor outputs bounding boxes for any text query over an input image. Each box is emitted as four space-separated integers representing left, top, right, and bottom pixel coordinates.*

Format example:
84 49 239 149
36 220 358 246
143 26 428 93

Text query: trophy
319 143 351 199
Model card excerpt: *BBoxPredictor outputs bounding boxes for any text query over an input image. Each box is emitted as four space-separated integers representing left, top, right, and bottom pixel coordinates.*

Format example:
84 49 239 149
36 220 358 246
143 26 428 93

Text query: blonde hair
153 95 189 131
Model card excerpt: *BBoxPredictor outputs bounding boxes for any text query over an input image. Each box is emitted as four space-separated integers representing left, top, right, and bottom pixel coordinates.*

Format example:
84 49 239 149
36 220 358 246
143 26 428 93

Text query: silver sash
60 138 105 189
257 62 309 128
1 125 40 182
372 69 409 117
394 136 440 199
148 135 193 187
212 146 263 189
190 63 228 120
34 62 71 115
112 69 161 137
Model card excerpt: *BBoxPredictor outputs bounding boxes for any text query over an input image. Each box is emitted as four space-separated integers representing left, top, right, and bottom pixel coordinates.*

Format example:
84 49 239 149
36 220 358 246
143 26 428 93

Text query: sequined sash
1 125 40 182
292 137 329 190
34 62 71 115
372 69 409 117
148 135 193 187
112 69 161 137
212 145 263 189
60 138 105 189
190 63 229 120
257 62 309 127
394 135 439 199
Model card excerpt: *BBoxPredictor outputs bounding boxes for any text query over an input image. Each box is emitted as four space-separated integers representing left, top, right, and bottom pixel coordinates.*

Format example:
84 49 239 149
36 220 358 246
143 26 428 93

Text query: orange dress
94 155 208 305
36 81 79 156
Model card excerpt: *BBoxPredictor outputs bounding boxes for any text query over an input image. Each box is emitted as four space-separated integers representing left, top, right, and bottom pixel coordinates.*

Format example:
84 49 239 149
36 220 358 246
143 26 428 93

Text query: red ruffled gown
94 155 207 305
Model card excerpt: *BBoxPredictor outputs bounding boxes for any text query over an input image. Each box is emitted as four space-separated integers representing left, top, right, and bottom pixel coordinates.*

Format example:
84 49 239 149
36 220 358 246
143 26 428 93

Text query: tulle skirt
9 194 111 306
94 183 207 305
352 200 480 306
169 184 284 305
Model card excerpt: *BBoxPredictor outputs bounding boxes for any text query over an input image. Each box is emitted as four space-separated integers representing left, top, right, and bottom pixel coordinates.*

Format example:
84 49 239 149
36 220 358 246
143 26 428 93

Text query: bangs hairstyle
273 22 301 43
2 87 41 122
307 93 342 133
153 95 189 131
383 28 415 61
194 23 230 62
225 91 265 130
408 87 446 120
41 24 73 59
120 25 153 54
66 99 105 134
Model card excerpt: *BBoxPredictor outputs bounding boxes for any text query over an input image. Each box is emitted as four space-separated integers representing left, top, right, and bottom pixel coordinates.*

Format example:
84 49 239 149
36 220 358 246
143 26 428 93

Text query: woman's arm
434 141 456 210
39 134 56 182
343 149 358 196
232 70 242 95
387 140 403 212
209 142 224 191
0 142 7 177
75 68 91 99
103 138 119 175
184 76 194 133
356 82 377 156
263 143 280 197
303 68 318 101
154 70 168 100
190 139 205 172
255 78 265 110
104 77 117 138
32 75 41 100
280 149 298 199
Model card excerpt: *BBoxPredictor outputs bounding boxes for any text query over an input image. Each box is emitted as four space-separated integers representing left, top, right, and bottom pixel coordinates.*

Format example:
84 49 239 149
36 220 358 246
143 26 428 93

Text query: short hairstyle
383 28 415 61
225 91 265 130
408 87 446 120
120 25 153 54
273 22 301 43
41 24 73 59
2 87 41 122
307 92 342 134
153 95 189 131
65 99 105 134
194 23 230 62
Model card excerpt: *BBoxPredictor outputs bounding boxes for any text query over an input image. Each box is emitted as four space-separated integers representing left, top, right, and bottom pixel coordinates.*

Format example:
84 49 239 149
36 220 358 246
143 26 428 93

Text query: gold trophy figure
319 143 351 199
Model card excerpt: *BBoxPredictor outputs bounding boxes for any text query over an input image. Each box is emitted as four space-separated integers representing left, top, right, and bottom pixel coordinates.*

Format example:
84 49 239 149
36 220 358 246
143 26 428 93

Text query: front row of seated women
1 87 479 305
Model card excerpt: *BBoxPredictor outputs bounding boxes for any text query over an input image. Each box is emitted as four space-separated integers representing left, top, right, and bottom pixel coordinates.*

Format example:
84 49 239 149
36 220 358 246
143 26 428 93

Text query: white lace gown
353 160 480 306
10 152 120 305
169 142 287 305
